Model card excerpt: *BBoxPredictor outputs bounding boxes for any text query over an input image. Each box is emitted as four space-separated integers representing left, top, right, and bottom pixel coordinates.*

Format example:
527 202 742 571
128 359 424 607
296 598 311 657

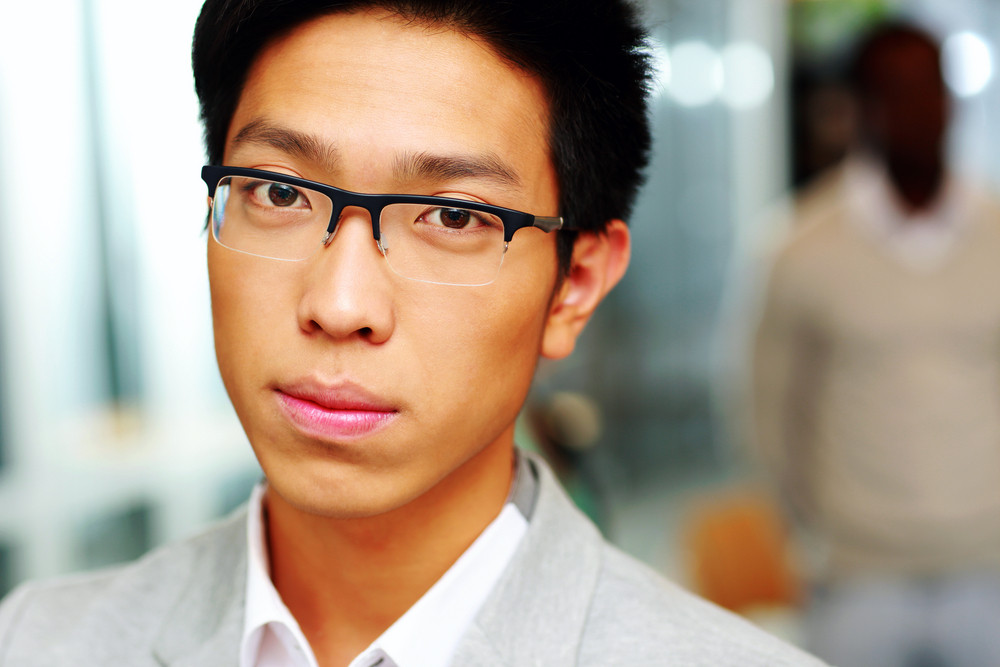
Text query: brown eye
268 183 301 207
439 208 472 228
409 204 500 233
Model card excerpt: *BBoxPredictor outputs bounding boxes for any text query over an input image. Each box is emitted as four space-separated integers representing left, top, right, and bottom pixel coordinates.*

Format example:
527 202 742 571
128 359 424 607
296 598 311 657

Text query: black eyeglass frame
200 165 566 247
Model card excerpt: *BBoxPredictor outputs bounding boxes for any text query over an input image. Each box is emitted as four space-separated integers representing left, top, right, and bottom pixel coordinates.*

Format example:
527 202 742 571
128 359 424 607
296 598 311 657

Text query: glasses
200 166 566 286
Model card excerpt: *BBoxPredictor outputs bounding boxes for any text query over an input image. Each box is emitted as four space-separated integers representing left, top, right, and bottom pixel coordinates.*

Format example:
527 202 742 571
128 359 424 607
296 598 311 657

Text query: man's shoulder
0 509 246 666
582 543 824 665
482 455 826 666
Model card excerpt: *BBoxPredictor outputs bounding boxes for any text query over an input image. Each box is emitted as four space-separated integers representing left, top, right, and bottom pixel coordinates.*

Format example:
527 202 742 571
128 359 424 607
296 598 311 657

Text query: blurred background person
752 21 1000 667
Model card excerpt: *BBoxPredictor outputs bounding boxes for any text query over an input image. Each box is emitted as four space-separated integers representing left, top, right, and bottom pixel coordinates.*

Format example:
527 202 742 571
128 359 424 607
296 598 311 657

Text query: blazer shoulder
0 508 247 667
459 455 827 666
578 544 827 666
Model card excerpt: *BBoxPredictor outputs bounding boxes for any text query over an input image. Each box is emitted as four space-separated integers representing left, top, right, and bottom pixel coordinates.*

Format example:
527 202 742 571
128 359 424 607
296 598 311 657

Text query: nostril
359 327 373 337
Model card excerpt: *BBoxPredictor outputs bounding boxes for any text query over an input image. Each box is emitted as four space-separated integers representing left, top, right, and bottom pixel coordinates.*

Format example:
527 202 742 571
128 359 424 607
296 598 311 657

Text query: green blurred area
791 0 894 56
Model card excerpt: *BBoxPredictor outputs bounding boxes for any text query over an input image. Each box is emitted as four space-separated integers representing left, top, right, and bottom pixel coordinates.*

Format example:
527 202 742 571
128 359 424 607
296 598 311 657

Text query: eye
249 181 310 209
436 208 473 229
418 206 499 231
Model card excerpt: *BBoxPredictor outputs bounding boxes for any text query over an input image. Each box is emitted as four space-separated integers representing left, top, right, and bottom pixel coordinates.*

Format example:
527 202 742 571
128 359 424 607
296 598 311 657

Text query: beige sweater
753 160 1000 577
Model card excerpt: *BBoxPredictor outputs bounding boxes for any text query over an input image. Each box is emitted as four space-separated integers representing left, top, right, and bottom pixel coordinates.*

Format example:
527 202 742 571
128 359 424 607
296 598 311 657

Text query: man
0 1 822 665
754 22 1000 667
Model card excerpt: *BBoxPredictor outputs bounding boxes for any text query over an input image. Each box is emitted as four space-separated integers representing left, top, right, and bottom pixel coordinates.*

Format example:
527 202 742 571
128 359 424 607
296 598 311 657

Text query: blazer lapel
454 454 604 666
152 511 248 667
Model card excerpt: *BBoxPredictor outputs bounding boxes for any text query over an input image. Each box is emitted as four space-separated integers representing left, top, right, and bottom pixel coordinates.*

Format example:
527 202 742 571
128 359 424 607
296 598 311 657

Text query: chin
266 462 425 520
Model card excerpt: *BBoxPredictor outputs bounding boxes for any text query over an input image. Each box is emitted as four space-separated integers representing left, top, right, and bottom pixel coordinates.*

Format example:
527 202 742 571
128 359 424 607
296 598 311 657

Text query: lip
274 380 399 441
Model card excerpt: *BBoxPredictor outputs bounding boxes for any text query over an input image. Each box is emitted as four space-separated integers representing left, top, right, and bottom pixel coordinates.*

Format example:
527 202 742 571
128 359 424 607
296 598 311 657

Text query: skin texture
208 9 630 665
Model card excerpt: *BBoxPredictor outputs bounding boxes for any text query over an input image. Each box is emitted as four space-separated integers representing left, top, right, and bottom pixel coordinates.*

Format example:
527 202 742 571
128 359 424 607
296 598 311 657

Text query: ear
541 219 631 360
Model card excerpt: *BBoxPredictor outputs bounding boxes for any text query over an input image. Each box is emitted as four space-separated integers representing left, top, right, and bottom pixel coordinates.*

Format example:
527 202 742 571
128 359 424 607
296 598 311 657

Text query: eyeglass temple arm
533 216 564 233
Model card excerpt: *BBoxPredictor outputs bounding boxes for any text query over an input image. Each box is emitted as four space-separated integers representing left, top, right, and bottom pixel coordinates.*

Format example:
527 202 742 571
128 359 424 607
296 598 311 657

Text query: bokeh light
721 42 775 110
669 41 723 107
943 31 994 98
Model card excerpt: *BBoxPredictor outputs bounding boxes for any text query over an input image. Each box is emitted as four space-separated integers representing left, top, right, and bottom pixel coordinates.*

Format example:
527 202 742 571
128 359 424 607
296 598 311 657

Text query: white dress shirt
238 483 528 667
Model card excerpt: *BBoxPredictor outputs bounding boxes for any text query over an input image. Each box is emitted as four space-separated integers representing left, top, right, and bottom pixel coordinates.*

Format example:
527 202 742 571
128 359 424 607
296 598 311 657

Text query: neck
264 437 515 666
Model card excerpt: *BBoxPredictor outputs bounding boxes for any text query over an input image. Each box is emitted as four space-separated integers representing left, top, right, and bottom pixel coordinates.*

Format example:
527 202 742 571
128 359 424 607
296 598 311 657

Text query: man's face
209 10 565 519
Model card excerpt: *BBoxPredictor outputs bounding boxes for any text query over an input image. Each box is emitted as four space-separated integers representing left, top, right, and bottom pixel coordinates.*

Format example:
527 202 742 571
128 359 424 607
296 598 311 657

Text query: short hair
192 0 653 272
847 21 942 97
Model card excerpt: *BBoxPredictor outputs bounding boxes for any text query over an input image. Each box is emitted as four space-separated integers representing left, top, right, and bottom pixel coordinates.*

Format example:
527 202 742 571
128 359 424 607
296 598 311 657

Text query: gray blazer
0 456 825 666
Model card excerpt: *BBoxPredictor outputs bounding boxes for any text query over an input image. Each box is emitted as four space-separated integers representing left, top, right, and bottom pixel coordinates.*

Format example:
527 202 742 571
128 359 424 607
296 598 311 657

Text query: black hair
192 0 653 272
847 21 941 96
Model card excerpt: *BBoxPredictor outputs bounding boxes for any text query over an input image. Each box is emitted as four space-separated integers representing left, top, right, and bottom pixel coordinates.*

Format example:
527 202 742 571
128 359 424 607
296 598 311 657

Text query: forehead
226 10 556 198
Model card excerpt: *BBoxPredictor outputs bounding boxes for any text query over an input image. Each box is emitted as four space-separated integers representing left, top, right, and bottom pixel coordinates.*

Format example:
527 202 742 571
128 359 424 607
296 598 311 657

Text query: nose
295 208 395 343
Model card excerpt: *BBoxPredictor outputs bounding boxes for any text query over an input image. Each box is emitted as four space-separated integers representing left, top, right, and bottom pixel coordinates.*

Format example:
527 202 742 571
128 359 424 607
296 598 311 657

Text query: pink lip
275 381 398 440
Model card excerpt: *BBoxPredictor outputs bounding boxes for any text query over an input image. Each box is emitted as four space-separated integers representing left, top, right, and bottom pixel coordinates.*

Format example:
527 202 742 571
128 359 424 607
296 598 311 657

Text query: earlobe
541 220 631 360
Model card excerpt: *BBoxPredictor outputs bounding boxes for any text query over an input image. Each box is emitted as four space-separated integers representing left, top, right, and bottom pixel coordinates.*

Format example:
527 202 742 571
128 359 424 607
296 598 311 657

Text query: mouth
274 380 399 441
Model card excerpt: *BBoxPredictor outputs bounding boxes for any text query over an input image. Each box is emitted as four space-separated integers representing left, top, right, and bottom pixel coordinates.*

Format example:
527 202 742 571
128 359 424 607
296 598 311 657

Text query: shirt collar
362 503 526 667
240 482 318 667
239 454 533 667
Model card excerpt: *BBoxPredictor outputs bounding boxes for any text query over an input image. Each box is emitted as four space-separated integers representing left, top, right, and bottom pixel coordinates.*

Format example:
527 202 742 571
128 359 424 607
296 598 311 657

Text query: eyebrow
232 119 340 173
394 151 522 189
231 119 523 190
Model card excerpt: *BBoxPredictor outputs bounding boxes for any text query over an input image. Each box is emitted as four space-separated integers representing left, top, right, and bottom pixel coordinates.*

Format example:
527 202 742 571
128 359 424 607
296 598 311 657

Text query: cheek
406 292 547 448
209 251 250 404
208 245 292 396
410 260 555 390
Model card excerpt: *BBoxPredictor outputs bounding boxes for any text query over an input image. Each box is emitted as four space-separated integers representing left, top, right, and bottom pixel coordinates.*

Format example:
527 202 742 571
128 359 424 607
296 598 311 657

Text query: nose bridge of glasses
321 202 382 248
